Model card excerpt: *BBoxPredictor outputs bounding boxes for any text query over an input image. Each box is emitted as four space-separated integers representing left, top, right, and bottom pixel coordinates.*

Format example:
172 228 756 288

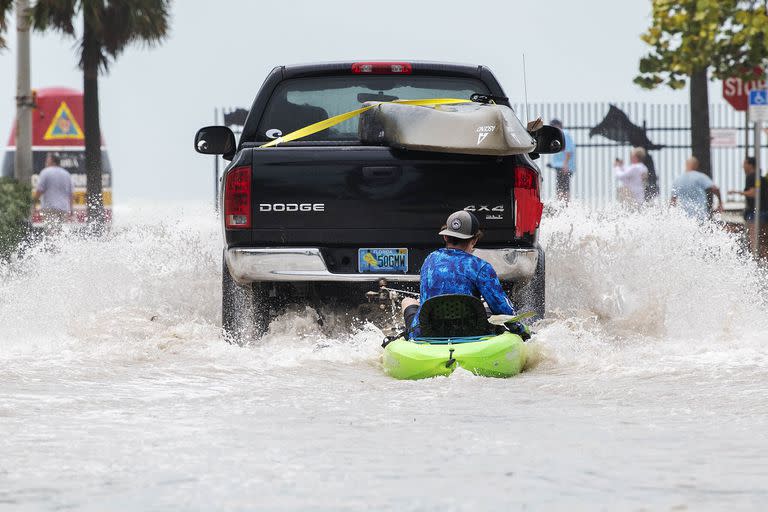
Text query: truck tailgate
245 146 521 246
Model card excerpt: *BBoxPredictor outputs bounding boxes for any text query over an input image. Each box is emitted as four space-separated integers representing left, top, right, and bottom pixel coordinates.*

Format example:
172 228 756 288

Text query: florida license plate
358 248 409 273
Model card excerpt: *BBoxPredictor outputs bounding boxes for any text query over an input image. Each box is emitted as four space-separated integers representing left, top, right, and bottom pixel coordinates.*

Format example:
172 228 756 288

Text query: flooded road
1 202 767 511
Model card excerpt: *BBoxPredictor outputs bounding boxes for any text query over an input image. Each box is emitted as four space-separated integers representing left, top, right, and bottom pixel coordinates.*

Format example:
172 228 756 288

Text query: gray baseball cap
439 210 480 239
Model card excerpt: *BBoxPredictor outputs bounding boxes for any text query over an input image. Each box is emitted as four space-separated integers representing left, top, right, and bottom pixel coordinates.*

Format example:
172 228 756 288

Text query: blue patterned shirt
411 248 516 337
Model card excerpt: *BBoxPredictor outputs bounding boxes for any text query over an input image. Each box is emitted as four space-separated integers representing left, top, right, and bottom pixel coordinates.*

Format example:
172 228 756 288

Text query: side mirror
194 126 236 159
531 126 565 154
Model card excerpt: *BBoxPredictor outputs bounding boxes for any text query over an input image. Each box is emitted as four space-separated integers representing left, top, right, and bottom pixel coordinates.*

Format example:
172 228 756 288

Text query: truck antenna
522 53 530 124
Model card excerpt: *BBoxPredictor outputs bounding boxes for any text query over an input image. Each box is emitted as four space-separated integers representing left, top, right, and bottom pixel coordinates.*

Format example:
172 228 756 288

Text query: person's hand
507 322 532 341
401 297 419 309
614 158 623 166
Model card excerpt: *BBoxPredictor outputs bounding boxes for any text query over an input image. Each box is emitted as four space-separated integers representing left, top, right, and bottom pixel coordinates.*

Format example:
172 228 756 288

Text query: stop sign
723 67 766 111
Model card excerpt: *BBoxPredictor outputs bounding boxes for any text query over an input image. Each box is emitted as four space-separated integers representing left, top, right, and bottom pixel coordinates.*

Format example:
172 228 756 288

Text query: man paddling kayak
402 210 530 339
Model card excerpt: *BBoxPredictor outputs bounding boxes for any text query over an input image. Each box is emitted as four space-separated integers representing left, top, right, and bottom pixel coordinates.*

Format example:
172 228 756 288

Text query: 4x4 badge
464 205 504 212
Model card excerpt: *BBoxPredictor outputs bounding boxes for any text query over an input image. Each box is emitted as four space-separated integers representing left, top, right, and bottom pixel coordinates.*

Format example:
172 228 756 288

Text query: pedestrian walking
728 156 768 259
33 153 72 232
670 156 723 222
547 119 576 203
613 147 648 205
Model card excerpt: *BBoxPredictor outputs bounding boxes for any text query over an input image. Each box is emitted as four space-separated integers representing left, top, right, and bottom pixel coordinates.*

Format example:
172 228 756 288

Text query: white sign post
748 89 767 257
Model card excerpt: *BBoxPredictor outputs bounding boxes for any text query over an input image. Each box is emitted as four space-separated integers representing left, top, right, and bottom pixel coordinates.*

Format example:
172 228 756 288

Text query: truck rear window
255 75 490 142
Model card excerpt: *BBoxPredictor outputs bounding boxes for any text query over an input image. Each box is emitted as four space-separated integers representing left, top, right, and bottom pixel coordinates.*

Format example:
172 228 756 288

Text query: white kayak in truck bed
358 102 536 156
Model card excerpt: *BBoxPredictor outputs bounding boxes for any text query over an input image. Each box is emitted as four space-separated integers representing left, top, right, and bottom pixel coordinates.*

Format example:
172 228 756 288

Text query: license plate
358 248 409 273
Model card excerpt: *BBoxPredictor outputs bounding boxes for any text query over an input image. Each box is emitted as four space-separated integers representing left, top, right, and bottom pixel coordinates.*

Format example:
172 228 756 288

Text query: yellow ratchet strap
260 98 472 148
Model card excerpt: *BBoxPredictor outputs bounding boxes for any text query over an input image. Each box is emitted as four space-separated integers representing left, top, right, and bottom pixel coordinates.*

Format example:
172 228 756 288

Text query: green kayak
382 331 528 380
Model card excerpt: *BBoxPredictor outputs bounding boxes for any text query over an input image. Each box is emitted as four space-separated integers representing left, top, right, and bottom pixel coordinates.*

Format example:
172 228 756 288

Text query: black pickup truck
195 61 561 339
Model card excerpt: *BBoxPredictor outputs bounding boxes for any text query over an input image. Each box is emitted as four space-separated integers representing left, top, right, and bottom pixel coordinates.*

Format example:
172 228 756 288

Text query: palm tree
32 0 171 228
0 0 14 49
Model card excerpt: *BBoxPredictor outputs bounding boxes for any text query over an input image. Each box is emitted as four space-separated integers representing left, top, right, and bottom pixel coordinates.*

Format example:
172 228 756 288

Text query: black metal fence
513 102 751 207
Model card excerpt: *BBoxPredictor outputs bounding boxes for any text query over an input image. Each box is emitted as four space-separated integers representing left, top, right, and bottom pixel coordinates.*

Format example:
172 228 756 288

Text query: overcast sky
0 0 724 201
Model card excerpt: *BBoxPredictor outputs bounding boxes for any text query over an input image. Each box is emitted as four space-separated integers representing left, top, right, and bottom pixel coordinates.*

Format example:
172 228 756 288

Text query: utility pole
14 0 33 185
755 120 762 258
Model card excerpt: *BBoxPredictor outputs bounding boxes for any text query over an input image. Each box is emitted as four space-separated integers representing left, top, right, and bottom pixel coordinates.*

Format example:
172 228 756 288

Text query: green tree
0 0 13 49
31 0 171 228
636 0 768 176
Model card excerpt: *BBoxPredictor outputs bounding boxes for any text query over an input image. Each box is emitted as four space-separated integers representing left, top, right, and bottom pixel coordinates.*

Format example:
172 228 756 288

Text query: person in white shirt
613 147 649 205
33 153 73 231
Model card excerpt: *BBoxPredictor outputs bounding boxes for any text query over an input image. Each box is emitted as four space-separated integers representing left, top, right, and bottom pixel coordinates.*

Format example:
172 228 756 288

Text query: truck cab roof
279 61 494 80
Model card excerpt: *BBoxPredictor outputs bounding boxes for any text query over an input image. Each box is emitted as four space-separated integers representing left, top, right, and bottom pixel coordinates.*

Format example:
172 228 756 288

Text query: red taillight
352 62 412 74
513 166 543 237
514 166 537 189
224 166 251 229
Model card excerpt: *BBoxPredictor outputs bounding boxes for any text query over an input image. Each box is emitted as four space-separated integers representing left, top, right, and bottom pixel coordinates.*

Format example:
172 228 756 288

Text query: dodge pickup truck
194 61 562 339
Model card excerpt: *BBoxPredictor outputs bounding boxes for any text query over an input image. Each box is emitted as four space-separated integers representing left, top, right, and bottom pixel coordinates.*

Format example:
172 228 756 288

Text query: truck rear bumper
225 247 538 284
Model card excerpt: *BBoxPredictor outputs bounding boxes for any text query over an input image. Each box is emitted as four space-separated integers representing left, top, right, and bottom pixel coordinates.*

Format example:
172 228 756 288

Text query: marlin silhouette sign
590 105 662 198
589 105 664 150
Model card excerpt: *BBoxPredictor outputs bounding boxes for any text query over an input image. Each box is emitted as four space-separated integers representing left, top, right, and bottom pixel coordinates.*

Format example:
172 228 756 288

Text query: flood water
1 202 767 511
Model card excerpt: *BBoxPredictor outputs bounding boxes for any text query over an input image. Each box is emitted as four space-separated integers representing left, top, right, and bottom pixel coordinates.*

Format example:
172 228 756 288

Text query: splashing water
1 201 767 511
537 204 768 377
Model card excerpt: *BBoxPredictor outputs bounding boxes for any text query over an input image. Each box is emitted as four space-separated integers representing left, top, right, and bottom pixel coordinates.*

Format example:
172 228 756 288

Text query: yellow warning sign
43 101 84 140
